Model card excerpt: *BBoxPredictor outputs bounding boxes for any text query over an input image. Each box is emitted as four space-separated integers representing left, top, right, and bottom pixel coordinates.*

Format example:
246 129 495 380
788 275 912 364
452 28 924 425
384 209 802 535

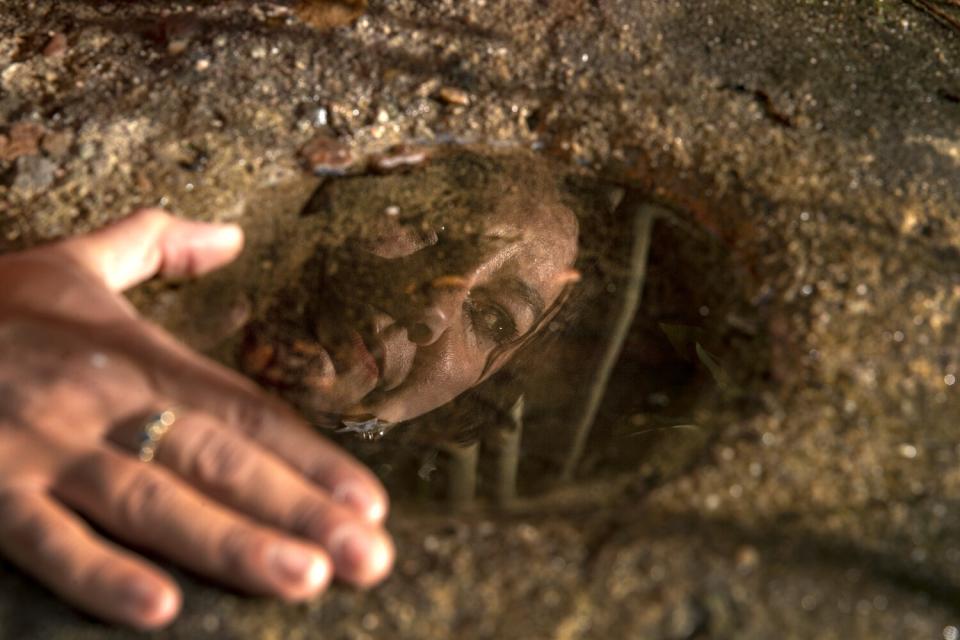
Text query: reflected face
244 152 578 431
245 154 579 430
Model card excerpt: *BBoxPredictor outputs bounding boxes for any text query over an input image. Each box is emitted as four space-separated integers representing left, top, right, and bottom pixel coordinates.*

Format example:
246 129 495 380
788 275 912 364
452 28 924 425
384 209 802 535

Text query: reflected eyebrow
501 276 545 320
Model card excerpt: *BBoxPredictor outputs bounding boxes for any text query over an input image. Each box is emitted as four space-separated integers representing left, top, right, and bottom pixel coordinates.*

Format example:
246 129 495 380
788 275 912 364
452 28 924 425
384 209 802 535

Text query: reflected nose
404 286 467 346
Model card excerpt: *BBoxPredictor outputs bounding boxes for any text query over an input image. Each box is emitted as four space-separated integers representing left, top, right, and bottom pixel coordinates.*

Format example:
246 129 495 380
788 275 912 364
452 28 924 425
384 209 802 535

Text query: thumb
53 208 244 292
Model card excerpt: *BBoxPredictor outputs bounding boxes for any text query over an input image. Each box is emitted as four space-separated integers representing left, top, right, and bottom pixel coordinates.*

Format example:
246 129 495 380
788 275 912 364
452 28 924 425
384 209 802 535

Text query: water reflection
142 146 737 506
242 149 579 436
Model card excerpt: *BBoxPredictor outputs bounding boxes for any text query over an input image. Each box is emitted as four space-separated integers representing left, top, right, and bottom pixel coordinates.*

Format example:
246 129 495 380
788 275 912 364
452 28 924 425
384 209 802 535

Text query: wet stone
296 103 329 128
11 155 57 195
0 122 45 162
300 134 356 175
142 13 203 55
436 86 471 107
40 130 73 159
369 145 430 172
41 32 67 58
295 0 368 30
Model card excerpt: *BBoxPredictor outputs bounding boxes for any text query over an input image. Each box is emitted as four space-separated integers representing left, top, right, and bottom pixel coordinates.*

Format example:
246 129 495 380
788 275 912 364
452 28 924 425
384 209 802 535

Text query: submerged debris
157 13 202 55
295 0 367 30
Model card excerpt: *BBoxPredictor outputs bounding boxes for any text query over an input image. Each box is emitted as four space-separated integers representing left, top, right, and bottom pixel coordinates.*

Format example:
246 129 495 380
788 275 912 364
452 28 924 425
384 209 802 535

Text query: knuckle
114 467 176 531
191 429 256 492
223 396 275 439
81 555 119 593
158 240 196 278
291 496 335 540
0 492 82 577
18 512 63 559
218 525 268 574
0 500 56 556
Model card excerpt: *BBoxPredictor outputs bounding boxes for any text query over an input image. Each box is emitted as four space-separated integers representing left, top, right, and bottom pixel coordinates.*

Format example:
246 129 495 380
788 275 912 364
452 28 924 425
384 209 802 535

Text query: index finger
115 321 389 524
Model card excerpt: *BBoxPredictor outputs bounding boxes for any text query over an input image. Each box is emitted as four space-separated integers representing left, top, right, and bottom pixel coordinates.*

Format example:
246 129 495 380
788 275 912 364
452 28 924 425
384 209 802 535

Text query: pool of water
4 0 960 637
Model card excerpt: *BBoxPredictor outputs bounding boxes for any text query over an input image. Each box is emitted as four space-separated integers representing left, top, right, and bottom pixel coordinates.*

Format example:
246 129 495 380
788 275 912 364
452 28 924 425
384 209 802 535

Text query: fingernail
267 543 328 593
118 577 176 626
207 224 243 249
333 482 386 523
329 524 393 586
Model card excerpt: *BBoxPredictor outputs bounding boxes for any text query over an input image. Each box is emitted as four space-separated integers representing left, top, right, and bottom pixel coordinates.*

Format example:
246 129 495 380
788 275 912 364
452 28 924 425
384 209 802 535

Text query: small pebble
167 39 189 55
436 86 470 106
41 130 73 158
898 443 918 459
160 14 200 55
735 545 759 571
300 134 355 175
0 121 45 162
12 156 57 194
295 0 367 30
200 613 220 633
42 32 67 58
369 144 430 172
361 613 380 631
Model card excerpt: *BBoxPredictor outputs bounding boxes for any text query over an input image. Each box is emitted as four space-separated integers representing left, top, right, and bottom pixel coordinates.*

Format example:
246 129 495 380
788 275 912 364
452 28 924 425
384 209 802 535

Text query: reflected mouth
315 329 379 388
354 324 388 386
354 308 419 393
348 328 381 381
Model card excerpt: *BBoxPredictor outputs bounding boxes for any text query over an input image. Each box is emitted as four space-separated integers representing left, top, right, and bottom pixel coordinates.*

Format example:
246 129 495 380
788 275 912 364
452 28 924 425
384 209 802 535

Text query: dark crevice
721 83 794 128
938 88 960 104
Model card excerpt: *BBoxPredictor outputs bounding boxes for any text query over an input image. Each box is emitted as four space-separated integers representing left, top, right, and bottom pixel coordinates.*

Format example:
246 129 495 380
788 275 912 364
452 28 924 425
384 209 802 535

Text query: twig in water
626 424 702 438
560 194 659 481
904 0 960 33
495 394 524 505
444 439 479 508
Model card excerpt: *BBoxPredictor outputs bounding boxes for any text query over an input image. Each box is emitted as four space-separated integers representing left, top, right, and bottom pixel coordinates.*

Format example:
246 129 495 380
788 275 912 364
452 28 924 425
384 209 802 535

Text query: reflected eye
465 296 518 345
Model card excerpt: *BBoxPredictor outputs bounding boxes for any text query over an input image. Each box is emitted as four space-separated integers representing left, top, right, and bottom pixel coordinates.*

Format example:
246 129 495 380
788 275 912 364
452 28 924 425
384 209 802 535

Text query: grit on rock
2 1 960 638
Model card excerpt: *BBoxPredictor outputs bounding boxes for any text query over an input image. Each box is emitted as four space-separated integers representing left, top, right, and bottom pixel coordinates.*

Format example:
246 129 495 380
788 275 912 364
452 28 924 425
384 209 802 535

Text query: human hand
0 209 394 629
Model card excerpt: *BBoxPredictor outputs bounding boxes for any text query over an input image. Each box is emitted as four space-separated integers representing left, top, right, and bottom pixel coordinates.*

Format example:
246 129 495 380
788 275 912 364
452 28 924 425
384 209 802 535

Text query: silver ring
137 409 177 462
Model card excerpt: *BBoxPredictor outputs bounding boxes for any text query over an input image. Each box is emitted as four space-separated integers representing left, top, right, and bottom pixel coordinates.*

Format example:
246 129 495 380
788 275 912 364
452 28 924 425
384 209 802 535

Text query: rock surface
2 1 960 638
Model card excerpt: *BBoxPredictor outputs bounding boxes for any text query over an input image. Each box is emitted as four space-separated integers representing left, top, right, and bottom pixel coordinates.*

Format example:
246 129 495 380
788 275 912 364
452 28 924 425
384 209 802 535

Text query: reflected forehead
481 200 578 260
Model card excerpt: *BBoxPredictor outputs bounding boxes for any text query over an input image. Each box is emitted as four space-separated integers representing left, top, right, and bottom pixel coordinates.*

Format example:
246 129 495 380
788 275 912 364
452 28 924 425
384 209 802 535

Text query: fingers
109 322 390 524
205 391 391 525
51 208 244 292
146 412 393 587
52 449 332 602
0 489 180 630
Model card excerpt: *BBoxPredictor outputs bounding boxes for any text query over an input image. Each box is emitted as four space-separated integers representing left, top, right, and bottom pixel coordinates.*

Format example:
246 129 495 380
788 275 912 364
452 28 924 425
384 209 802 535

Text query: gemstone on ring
138 409 177 462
